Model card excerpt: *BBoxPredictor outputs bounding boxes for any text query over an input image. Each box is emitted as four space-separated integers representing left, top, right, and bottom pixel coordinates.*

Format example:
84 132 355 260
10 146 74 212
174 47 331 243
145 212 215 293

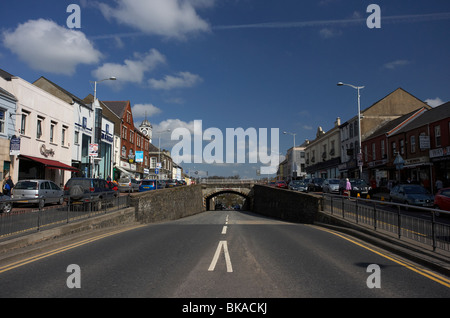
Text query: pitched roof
0 68 15 81
33 76 90 108
366 107 428 139
101 101 130 118
393 101 450 135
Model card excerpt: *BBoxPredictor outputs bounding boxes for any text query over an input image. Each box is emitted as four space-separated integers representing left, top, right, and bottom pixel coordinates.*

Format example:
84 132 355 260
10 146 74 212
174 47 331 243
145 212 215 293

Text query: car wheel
3 202 12 213
39 199 45 209
58 197 64 205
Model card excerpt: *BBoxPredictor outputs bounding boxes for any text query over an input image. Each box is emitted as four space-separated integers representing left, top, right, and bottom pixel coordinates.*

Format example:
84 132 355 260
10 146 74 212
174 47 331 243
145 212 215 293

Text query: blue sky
1 0 449 178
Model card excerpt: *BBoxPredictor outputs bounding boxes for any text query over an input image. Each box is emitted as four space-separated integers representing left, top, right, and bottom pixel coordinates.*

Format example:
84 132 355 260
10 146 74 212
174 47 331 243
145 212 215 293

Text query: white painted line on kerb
208 240 233 272
222 226 227 234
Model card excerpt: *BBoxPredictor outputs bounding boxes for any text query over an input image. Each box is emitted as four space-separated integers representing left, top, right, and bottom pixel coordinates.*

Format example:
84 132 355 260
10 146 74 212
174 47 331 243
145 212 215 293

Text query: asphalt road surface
1 209 449 300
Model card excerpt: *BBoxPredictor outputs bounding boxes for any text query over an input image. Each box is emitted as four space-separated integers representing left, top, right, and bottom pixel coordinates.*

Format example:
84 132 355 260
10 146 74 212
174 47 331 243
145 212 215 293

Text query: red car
434 188 450 211
275 181 288 189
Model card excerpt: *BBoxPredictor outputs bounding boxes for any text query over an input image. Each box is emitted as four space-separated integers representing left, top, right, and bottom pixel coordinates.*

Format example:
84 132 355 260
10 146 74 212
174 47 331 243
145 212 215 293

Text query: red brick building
101 100 150 179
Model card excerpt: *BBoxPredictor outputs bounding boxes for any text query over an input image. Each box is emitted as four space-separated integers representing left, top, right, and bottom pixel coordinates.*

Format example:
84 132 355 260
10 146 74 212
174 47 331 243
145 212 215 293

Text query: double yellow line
314 226 450 288
0 225 145 274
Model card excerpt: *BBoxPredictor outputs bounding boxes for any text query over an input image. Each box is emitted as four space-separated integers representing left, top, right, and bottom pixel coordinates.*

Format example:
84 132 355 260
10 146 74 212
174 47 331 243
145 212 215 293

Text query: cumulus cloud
98 0 213 40
2 19 101 75
149 71 203 90
383 59 411 70
425 97 444 107
92 49 166 84
131 103 162 118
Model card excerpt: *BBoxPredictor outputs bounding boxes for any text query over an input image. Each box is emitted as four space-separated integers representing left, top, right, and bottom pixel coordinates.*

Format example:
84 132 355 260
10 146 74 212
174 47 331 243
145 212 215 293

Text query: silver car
12 179 64 208
118 177 140 193
322 178 340 194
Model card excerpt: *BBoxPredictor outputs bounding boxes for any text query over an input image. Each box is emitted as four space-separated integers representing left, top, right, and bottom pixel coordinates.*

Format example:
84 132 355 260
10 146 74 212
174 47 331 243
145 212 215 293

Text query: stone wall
130 185 204 224
251 185 321 223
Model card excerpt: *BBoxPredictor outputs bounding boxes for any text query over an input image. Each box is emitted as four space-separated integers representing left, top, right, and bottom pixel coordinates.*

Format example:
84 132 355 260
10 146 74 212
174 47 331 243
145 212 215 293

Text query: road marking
314 226 450 288
222 226 227 234
0 225 146 274
208 240 233 272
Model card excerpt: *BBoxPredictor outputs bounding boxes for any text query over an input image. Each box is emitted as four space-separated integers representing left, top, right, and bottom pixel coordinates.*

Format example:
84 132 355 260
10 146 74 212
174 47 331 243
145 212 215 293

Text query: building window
75 131 79 144
121 146 126 157
150 157 156 169
435 125 441 147
21 111 29 135
391 141 396 158
381 139 385 158
364 145 368 161
122 126 127 139
410 135 416 153
62 126 67 146
372 143 376 161
400 139 405 155
50 121 56 143
37 116 44 139
0 109 6 134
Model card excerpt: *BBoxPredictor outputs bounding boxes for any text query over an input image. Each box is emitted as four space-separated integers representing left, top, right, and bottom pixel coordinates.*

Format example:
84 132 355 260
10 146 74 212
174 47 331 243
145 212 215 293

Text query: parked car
322 178 340 194
139 179 160 192
118 177 140 192
12 179 64 208
338 179 371 197
0 193 12 213
434 188 450 211
166 179 179 188
288 180 307 192
389 184 434 208
307 178 324 192
64 178 116 205
275 180 288 189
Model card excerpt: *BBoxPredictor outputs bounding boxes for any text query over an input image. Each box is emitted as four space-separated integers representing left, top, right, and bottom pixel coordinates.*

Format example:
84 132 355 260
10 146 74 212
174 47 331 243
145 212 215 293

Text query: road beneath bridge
1 209 449 301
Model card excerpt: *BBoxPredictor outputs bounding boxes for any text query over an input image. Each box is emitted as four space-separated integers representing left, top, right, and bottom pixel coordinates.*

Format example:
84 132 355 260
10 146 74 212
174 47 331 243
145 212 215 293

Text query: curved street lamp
337 82 364 178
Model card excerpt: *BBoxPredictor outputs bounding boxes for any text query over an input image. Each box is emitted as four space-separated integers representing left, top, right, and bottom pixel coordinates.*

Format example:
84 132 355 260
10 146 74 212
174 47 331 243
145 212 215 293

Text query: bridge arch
203 188 251 211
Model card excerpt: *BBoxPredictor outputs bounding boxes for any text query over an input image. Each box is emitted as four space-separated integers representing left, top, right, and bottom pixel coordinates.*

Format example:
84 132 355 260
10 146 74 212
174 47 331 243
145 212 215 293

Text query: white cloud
2 19 101 75
149 71 203 90
98 0 213 40
383 59 411 70
425 97 444 107
319 27 342 38
132 103 162 118
92 49 166 84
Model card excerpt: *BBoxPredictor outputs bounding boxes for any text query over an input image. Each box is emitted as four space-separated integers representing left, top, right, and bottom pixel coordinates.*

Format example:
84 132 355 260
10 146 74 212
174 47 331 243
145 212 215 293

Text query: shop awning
19 155 79 172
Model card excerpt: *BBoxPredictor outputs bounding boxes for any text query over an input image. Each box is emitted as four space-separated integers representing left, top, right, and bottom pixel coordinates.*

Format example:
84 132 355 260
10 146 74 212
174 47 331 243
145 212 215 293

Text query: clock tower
139 116 153 143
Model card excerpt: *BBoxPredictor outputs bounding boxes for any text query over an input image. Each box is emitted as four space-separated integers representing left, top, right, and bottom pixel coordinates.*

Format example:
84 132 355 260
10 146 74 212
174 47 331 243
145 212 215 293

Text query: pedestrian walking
345 178 351 197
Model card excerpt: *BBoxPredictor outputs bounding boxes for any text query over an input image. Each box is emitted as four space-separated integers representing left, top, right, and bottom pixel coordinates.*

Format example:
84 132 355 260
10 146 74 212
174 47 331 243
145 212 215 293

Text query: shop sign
429 146 450 158
419 135 430 150
10 136 20 155
40 144 55 157
404 156 429 166
89 143 98 157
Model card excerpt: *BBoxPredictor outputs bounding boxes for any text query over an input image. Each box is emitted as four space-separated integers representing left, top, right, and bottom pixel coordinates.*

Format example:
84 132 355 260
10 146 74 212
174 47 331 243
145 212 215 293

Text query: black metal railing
321 194 450 253
0 193 130 241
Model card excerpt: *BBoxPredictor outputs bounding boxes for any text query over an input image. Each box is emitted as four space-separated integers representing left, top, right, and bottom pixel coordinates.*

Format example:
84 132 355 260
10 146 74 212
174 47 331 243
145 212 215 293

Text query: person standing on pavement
4 176 14 196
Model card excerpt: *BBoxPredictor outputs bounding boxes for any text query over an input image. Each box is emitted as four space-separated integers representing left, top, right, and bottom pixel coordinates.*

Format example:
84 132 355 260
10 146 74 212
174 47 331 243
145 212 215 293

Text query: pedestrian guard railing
321 193 450 254
0 192 129 241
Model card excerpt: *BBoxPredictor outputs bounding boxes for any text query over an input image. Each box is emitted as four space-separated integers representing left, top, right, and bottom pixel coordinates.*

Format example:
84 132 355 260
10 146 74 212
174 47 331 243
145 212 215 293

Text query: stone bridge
200 179 260 210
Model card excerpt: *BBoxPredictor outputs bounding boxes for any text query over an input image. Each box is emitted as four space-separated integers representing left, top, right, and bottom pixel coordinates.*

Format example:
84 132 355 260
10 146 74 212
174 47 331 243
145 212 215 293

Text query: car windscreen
66 179 91 188
404 186 428 194
119 178 130 183
14 181 38 190
141 180 155 185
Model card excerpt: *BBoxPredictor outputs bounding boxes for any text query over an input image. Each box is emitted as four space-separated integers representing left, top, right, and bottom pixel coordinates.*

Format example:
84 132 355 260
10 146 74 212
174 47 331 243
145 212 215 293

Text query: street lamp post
337 82 364 178
90 77 116 178
283 131 297 180
157 129 171 180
